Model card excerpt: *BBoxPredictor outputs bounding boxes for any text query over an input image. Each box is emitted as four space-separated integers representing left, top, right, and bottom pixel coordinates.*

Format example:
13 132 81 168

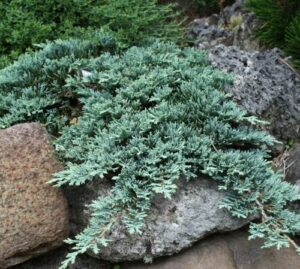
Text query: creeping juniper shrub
0 37 299 268
285 14 300 69
0 31 117 134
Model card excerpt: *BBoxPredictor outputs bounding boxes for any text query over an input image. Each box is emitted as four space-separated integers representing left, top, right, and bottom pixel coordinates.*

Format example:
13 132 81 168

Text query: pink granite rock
0 123 68 268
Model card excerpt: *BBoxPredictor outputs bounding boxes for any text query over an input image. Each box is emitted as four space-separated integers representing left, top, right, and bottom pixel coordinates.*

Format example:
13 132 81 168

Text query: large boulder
208 45 300 141
65 177 251 262
122 228 300 269
0 123 69 268
189 0 300 142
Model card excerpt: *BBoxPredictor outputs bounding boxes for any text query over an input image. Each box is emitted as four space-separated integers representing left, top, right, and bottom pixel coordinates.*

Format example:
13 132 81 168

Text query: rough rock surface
122 228 300 269
188 0 300 141
208 45 300 141
65 177 251 262
286 143 300 186
285 143 300 213
11 247 110 269
0 123 69 268
188 0 260 51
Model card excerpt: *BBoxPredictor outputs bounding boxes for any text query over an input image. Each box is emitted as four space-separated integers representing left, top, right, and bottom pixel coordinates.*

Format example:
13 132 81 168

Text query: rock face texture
189 0 300 141
66 177 251 262
208 45 300 141
0 123 69 268
122 228 300 269
286 143 300 186
188 0 260 51
285 143 300 212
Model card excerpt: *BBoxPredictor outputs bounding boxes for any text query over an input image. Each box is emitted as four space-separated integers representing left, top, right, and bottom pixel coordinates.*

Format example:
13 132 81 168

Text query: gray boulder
188 0 300 142
208 45 300 141
65 177 251 262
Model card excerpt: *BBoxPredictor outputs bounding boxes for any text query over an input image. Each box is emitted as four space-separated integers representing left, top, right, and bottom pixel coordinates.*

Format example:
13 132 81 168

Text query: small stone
82 70 92 78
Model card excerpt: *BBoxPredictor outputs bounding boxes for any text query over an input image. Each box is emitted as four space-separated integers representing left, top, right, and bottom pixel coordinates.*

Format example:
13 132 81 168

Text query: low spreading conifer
0 35 299 268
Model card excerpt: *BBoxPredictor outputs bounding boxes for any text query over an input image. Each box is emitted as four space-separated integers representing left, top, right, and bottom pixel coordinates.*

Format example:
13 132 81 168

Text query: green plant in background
0 36 299 268
285 13 300 68
89 0 185 48
245 0 300 68
0 0 184 69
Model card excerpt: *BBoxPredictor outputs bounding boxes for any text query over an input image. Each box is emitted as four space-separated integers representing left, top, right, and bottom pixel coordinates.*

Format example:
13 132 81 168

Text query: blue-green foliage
0 36 299 268
0 31 116 133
